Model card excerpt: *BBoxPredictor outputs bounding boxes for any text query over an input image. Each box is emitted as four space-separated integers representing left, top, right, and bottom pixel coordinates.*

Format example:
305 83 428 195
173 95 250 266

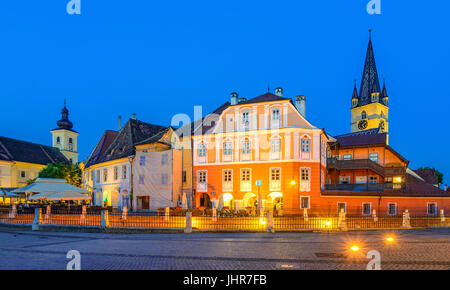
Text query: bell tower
350 30 389 143
50 100 79 164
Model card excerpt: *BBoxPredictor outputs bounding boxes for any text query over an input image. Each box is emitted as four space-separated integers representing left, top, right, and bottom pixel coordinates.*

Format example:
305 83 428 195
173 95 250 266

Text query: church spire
352 79 358 99
381 78 388 98
358 29 381 106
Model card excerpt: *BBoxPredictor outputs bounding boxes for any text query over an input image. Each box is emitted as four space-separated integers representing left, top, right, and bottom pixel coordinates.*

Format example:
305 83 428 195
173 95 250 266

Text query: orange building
190 89 329 214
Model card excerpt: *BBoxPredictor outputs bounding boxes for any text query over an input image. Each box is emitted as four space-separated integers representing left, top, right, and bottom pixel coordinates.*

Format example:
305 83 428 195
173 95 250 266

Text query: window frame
300 196 310 210
427 202 437 215
362 202 372 215
337 202 347 214
387 202 397 216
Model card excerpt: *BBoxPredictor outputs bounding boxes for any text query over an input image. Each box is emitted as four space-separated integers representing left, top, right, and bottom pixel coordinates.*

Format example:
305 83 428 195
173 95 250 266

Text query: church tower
51 101 79 164
351 30 389 143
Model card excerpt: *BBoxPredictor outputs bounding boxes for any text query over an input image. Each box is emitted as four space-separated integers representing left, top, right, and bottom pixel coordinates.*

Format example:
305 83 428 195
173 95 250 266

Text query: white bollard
44 205 51 224
164 207 170 222
122 206 128 220
32 208 41 231
266 211 274 233
402 209 411 229
184 211 192 233
8 204 17 218
212 207 217 222
440 209 445 222
372 209 378 222
80 205 86 223
338 208 347 231
303 208 309 222
101 210 109 228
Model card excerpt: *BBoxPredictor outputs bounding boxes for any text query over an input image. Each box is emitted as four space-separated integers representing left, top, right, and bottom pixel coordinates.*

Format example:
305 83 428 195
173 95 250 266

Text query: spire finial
64 98 67 106
369 29 372 40
267 84 270 93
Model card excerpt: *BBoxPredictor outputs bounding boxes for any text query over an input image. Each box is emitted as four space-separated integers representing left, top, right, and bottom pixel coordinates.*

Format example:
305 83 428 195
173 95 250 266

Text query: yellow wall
351 102 389 137
0 160 45 188
50 129 79 163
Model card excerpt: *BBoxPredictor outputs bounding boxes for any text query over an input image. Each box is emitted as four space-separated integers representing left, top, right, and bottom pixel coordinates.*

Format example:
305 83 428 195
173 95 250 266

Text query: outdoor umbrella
29 192 90 201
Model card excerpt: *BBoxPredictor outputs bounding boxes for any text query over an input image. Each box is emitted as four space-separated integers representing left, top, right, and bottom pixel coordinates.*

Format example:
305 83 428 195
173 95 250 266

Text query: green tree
36 162 82 187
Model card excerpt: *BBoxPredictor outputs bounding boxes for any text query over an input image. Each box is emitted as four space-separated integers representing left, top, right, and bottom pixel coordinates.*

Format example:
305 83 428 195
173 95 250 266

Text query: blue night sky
0 1 449 184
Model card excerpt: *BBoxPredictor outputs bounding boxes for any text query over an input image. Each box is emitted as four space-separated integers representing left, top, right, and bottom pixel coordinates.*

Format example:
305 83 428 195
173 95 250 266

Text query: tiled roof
334 132 387 147
414 169 439 185
234 92 291 106
322 173 450 198
0 136 68 165
84 119 167 168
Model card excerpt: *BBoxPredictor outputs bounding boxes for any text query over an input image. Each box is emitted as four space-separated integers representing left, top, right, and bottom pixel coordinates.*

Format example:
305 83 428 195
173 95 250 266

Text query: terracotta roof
84 119 167 168
0 136 68 165
414 168 439 185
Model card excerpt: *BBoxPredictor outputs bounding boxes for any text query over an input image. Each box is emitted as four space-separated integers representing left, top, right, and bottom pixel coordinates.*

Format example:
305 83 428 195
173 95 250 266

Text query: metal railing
0 206 448 231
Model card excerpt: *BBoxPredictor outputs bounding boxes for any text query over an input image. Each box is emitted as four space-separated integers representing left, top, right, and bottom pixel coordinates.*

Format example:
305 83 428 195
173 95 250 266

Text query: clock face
358 120 368 130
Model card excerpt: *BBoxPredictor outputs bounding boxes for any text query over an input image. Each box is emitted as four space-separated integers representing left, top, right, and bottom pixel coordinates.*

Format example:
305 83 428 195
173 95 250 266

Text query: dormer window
69 138 73 144
361 111 367 119
272 108 280 121
371 94 379 102
56 137 61 144
198 142 207 157
352 99 358 108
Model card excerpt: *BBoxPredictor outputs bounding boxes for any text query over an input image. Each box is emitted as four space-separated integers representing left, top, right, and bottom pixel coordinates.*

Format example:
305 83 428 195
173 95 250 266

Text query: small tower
50 101 79 164
350 30 389 143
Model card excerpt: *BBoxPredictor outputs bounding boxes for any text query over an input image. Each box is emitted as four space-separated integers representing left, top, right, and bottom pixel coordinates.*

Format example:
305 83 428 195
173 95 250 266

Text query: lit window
114 167 118 180
103 169 108 182
223 170 232 182
300 168 311 192
362 203 371 215
223 141 232 155
198 171 207 183
301 138 310 153
241 169 251 181
388 203 397 215
369 153 378 163
198 142 207 157
241 139 251 154
271 168 281 181
343 154 353 161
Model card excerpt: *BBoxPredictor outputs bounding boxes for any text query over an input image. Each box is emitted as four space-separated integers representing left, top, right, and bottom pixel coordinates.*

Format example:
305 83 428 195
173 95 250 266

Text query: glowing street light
350 245 360 252
290 180 296 185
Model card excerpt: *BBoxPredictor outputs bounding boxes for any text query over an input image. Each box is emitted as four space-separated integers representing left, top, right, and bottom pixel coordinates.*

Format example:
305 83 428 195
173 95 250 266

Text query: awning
29 192 90 201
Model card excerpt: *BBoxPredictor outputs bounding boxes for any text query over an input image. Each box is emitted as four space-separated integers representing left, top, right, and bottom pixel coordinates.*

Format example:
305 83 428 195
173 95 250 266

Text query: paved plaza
0 227 448 270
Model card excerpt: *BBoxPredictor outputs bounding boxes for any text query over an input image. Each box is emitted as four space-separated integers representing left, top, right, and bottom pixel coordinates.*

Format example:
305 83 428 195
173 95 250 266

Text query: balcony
327 158 405 177
325 182 405 192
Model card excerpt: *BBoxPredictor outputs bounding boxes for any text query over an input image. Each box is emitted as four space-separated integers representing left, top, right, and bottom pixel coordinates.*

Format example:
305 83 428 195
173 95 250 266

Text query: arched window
361 111 367 119
301 137 311 153
56 137 61 144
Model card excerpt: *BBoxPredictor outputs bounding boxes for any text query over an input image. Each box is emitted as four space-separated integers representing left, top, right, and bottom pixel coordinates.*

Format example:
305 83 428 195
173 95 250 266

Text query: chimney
295 95 306 118
118 116 122 131
444 184 448 191
275 87 283 97
230 92 238 105
131 113 137 120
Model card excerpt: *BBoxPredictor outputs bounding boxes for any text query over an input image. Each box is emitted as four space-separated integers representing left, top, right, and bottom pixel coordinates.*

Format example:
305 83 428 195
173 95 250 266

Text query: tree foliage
35 162 82 187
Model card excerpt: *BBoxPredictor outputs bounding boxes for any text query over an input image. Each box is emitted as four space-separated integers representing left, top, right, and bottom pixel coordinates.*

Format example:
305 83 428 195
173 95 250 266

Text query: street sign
256 180 262 187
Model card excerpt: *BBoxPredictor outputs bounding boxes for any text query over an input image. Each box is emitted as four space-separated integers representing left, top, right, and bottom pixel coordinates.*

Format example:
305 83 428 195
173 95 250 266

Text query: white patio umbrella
29 192 90 201
12 178 90 201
